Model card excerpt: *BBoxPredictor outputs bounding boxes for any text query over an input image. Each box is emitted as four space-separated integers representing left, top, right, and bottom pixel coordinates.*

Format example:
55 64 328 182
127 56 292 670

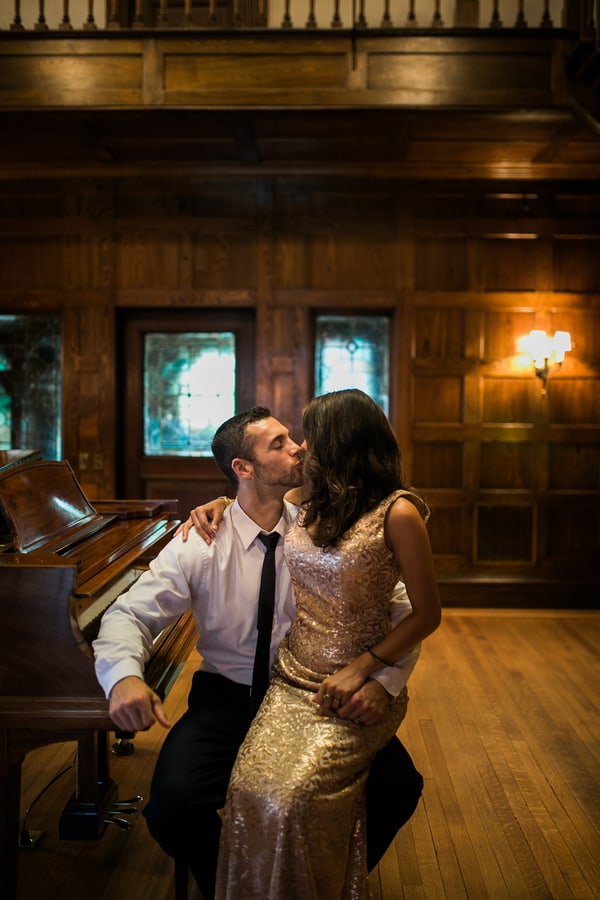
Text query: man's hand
173 498 229 544
108 676 171 732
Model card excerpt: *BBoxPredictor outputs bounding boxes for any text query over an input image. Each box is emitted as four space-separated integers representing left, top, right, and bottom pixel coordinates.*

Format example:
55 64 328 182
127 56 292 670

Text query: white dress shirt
93 498 419 699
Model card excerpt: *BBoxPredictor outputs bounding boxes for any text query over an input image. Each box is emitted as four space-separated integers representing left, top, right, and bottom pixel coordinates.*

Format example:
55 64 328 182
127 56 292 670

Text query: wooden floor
16 610 600 900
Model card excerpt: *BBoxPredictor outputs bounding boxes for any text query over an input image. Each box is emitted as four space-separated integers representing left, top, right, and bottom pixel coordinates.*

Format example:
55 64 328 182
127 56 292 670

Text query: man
93 407 423 899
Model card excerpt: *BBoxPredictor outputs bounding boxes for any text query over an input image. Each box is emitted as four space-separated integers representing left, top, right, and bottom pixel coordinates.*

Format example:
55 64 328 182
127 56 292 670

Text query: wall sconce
521 330 572 393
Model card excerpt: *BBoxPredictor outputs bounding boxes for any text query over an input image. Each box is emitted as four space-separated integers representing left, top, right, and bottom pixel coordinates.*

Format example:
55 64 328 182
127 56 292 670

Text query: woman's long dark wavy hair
301 389 409 547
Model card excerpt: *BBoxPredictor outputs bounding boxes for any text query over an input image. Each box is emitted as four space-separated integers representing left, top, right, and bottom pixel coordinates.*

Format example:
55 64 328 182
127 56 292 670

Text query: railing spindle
540 0 553 25
306 0 318 27
132 0 144 28
515 0 529 26
34 0 49 31
281 0 293 27
490 0 503 27
83 0 97 30
158 0 169 25
406 0 418 26
58 0 73 30
583 0 596 30
331 0 343 27
107 0 120 28
10 0 25 31
431 0 444 27
356 0 368 27
381 0 393 26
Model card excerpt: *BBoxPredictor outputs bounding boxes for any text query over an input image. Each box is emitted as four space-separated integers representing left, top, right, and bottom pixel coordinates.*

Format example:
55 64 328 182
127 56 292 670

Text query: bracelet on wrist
219 496 233 506
368 647 394 667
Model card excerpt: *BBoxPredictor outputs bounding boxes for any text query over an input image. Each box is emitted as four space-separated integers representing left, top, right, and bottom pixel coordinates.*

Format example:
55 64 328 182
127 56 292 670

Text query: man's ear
232 457 253 481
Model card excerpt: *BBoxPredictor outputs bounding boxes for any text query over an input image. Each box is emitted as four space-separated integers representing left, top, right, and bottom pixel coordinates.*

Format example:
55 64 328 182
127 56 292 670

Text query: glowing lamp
520 330 572 393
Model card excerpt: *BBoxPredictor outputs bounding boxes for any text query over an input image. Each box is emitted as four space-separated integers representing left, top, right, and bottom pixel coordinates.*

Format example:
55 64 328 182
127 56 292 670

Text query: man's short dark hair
211 406 271 487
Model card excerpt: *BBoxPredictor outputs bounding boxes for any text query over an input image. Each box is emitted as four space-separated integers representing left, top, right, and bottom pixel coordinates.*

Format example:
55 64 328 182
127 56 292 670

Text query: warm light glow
518 329 572 392
552 330 572 363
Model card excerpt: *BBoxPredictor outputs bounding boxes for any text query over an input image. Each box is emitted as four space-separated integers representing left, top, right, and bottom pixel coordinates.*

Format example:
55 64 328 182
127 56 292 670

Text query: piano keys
0 459 197 900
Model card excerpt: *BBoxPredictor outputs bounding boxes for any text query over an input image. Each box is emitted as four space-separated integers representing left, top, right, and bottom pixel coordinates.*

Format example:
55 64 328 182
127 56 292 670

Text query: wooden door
120 309 255 517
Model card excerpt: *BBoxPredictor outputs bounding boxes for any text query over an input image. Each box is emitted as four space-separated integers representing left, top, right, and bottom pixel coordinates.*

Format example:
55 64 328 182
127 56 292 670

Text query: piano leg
0 738 21 900
58 731 118 840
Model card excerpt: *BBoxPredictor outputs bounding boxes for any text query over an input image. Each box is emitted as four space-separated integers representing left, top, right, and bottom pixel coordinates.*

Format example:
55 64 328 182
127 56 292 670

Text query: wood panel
409 181 600 594
0 33 562 111
0 173 598 604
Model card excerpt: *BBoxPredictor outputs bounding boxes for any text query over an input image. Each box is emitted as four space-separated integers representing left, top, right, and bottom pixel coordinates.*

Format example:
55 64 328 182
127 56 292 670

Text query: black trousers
143 672 423 899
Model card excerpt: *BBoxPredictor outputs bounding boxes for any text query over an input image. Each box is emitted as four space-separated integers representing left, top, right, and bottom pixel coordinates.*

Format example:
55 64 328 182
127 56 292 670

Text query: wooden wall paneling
412 441 464 490
391 190 414 461
61 306 81 483
63 303 115 500
267 308 312 440
483 308 537 367
535 231 555 292
0 174 598 605
415 235 469 292
548 438 600 491
461 308 485 569
481 376 535 424
550 378 600 424
482 235 539 291
480 440 535 491
413 307 467 360
80 304 114 499
256 177 276 408
115 227 187 291
553 235 600 292
544 498 600 574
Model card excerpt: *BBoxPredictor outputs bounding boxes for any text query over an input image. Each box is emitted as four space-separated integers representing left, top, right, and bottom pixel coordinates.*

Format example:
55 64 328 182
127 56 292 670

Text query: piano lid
0 460 114 554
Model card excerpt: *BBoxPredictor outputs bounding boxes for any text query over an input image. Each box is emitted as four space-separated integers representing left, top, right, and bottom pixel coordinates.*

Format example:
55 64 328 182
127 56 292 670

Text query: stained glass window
314 315 390 414
0 315 61 459
144 332 236 456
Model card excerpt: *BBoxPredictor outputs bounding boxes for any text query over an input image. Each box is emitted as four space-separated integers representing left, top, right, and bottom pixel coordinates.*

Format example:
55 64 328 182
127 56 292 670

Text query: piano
0 458 197 900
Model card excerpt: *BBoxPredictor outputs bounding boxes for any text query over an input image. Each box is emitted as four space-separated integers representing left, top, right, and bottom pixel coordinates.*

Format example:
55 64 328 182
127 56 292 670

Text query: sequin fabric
215 490 427 900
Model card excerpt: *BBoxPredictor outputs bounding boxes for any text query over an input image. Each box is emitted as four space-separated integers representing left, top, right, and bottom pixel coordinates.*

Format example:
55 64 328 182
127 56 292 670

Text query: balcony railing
1 0 589 32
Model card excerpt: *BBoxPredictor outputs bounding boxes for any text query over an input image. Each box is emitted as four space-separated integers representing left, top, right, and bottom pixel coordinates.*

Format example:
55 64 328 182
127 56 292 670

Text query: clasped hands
313 673 392 727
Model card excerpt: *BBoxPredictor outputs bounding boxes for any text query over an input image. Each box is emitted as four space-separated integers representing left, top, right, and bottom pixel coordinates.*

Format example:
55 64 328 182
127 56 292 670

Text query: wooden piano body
0 459 197 900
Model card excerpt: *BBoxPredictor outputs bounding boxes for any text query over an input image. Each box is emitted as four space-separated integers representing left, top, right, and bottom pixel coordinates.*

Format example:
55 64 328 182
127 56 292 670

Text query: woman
215 389 441 899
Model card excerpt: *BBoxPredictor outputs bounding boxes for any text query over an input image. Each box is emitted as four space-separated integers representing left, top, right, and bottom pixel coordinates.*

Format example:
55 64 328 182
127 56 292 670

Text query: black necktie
250 532 280 718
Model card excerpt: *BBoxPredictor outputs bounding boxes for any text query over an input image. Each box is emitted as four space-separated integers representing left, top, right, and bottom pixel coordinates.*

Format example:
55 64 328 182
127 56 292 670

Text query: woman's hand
173 497 230 545
313 657 372 714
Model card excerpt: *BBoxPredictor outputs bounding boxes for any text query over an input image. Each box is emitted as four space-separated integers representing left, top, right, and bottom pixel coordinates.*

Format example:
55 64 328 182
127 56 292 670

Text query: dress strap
385 489 430 523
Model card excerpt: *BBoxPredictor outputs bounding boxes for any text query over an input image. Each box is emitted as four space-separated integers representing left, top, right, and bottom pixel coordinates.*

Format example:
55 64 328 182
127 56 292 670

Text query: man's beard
252 462 303 489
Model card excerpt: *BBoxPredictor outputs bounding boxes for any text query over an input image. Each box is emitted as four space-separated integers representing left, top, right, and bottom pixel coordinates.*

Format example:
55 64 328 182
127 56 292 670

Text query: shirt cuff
369 644 421 697
95 659 146 700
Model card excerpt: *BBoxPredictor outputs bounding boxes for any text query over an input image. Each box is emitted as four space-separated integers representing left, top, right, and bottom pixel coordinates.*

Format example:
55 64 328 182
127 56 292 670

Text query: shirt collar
230 497 291 551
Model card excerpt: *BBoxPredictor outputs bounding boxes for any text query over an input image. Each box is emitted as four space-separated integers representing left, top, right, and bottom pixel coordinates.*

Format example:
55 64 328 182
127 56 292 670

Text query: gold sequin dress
215 490 427 900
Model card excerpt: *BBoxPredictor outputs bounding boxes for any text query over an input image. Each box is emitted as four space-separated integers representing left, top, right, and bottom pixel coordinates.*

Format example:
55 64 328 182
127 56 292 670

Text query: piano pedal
104 815 132 831
110 796 143 814
19 828 45 850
